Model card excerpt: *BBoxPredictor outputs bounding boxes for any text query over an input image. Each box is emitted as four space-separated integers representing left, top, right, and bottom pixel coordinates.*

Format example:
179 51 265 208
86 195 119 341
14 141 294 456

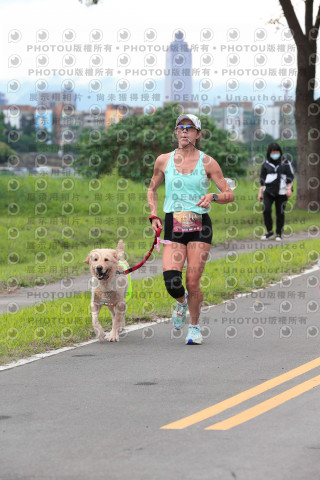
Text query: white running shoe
185 325 203 345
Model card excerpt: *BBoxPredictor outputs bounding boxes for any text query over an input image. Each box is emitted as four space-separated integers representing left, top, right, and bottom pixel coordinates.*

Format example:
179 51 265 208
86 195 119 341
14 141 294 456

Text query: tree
244 133 277 157
9 129 38 153
278 0 320 209
0 111 40 153
0 112 7 143
73 127 114 177
0 142 16 164
75 103 248 180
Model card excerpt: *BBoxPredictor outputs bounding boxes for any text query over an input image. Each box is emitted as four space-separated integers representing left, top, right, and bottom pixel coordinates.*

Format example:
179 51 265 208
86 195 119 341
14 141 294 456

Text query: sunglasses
176 125 196 132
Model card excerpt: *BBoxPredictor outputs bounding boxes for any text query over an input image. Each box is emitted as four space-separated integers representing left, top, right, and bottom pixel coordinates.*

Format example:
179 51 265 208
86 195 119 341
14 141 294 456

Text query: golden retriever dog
84 240 129 342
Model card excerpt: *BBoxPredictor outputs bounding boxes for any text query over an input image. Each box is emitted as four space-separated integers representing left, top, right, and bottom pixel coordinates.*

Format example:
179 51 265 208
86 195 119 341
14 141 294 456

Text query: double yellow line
161 356 320 431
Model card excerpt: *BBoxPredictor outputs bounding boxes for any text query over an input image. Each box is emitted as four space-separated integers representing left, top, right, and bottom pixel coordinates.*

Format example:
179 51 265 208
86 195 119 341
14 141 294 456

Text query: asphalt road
1 268 320 480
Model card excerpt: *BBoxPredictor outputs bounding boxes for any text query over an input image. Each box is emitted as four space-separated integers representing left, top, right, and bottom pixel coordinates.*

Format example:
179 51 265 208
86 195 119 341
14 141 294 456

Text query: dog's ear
113 250 118 260
84 252 92 264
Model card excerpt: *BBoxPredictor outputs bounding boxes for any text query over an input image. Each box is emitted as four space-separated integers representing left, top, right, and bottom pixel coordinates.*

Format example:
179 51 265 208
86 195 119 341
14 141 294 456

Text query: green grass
1 173 319 289
1 239 319 364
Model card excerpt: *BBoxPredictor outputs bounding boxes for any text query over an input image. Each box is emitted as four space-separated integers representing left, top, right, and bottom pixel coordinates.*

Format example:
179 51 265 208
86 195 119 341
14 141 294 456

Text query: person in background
147 113 234 345
258 142 294 241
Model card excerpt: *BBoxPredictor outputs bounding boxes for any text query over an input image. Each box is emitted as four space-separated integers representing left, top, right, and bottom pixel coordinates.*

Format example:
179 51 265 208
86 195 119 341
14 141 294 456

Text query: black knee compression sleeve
163 270 185 299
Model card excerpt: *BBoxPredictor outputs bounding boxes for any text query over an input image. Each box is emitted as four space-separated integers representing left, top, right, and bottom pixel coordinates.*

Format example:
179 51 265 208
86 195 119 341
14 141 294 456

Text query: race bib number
173 211 202 233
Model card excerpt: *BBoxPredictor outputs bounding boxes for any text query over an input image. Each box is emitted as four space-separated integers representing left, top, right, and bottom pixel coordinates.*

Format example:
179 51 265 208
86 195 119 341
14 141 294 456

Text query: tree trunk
279 0 320 210
294 45 320 210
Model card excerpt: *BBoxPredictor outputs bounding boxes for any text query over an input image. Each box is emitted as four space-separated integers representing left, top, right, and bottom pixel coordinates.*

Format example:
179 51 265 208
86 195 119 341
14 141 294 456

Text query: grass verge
1 239 319 365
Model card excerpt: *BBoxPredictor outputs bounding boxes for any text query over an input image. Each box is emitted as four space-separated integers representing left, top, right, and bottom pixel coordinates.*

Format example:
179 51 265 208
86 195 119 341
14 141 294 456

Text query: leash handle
149 215 163 238
121 216 163 275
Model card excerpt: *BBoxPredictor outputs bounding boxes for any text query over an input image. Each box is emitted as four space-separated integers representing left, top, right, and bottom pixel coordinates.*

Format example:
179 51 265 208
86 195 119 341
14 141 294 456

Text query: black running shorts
163 212 213 246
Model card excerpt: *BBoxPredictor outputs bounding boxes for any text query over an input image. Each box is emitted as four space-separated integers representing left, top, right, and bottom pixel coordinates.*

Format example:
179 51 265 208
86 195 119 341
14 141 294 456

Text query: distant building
0 92 7 107
37 91 76 144
37 92 76 109
274 101 296 140
105 104 144 129
105 104 123 128
60 109 105 142
60 103 145 142
258 101 296 140
261 106 281 139
1 105 35 130
211 102 259 142
35 109 53 133
164 31 193 107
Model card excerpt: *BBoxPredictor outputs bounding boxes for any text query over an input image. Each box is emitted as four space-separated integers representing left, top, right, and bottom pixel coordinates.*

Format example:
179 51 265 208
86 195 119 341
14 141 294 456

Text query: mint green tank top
163 149 210 214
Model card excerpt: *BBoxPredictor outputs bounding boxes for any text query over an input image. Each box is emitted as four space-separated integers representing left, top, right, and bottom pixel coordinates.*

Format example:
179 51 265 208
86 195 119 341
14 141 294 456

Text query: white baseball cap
175 114 201 130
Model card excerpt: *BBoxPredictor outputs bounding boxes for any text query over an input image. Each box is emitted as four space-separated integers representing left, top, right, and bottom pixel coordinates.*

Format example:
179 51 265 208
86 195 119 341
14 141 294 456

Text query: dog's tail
117 240 125 261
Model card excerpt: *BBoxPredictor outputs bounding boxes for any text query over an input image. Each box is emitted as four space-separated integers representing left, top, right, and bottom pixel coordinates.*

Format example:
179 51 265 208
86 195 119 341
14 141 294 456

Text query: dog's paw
97 331 107 342
108 330 119 342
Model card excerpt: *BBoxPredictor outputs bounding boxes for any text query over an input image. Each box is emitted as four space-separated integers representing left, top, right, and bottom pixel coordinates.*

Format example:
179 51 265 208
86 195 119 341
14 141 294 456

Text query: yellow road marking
206 374 320 430
160 356 320 429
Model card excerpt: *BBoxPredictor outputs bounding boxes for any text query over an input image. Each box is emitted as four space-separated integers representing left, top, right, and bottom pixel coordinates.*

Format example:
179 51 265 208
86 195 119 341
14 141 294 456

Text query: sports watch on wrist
211 193 219 202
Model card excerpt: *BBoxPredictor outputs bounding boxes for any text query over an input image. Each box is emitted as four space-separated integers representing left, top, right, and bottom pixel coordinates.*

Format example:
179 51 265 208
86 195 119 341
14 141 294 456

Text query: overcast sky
1 0 319 107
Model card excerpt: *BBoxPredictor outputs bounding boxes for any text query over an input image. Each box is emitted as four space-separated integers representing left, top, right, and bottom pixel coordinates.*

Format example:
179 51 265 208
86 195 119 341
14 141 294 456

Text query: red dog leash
120 215 163 275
